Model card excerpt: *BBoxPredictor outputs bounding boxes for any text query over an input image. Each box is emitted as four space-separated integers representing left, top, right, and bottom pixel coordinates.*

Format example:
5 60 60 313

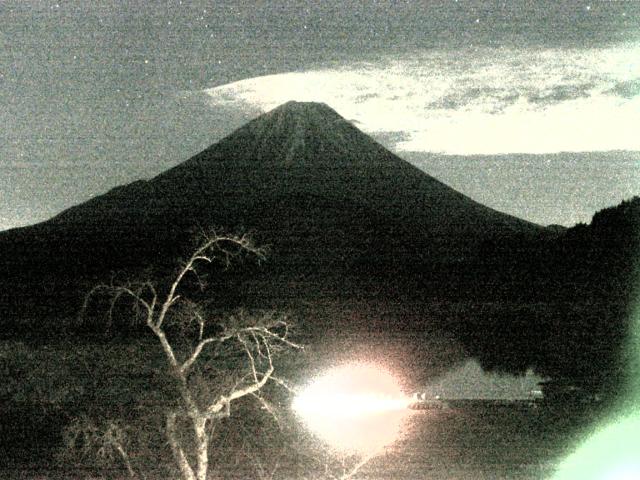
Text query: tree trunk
114 442 137 479
167 412 197 480
194 416 209 480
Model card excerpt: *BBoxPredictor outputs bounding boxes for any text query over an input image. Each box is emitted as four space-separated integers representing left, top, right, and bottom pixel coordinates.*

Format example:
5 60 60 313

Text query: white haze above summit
204 43 640 156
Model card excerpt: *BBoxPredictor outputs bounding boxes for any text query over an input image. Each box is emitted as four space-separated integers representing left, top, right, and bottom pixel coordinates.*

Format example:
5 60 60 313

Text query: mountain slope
46 101 541 262
155 101 540 237
0 101 546 329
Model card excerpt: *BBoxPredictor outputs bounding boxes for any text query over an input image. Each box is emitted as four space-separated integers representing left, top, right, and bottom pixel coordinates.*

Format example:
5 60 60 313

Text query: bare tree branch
239 334 259 383
179 337 221 375
269 375 299 394
339 453 375 480
77 231 298 480
167 412 197 480
250 330 265 358
249 392 281 427
245 326 303 350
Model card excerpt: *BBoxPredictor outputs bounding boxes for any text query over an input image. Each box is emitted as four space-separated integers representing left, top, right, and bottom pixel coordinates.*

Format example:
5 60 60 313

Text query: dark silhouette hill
0 101 545 332
458 197 640 399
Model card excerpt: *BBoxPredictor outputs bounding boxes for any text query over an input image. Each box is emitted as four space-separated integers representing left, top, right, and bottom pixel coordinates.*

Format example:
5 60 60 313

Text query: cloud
606 78 640 99
203 43 640 155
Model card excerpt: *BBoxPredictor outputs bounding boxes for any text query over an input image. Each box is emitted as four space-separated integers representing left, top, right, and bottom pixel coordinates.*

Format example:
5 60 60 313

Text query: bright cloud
204 43 640 155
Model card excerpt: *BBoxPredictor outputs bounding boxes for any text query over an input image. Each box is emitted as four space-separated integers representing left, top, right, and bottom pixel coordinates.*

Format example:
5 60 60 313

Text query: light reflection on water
305 408 413 456
291 361 589 479
293 362 413 455
341 405 586 480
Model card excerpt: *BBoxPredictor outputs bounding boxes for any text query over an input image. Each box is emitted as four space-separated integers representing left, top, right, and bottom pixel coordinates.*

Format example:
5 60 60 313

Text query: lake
343 402 599 480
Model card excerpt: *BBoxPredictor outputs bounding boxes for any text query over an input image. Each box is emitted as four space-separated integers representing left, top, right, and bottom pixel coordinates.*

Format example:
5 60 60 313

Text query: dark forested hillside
458 197 640 397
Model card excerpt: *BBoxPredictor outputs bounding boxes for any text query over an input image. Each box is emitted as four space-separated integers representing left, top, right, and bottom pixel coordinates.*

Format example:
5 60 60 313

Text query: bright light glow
294 392 410 418
552 293 640 479
204 42 640 155
293 362 412 454
551 414 640 480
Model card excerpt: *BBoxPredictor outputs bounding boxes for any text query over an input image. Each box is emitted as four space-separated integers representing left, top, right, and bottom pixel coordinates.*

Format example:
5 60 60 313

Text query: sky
1 0 639 231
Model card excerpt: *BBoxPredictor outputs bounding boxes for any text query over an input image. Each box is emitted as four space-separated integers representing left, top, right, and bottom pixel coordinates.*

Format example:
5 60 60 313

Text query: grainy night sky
1 0 639 231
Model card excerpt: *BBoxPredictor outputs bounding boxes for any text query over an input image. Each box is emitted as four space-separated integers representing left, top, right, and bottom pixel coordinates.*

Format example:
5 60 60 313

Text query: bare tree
330 453 376 480
62 416 137 479
78 231 301 480
299 448 376 480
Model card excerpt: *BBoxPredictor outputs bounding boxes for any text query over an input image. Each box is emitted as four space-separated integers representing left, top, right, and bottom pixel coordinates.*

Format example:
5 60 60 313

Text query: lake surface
1 402 603 479
1 337 604 479
345 403 598 480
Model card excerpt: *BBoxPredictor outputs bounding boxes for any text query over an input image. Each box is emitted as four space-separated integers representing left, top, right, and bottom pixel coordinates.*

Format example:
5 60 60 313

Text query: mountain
42 101 542 259
0 101 549 332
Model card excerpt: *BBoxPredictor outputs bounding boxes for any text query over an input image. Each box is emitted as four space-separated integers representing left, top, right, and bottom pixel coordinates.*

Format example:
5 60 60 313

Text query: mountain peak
212 100 360 166
270 100 339 115
258 101 346 131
